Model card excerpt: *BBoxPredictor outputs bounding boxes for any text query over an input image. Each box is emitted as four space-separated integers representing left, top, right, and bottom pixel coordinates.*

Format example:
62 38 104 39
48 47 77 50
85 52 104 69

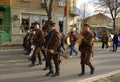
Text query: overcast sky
77 0 96 16
76 0 120 18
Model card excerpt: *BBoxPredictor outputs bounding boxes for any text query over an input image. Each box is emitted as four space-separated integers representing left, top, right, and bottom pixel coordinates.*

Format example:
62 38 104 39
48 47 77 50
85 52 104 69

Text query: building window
59 0 65 7
20 13 48 33
31 14 41 24
21 13 30 32
0 19 2 25
58 16 64 32
21 19 29 32
0 12 3 26
41 15 48 26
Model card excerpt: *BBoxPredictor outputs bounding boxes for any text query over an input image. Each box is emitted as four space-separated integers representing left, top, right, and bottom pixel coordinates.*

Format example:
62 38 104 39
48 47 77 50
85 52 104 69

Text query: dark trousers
113 42 118 51
41 50 49 68
102 42 109 49
31 46 42 64
80 47 94 74
47 52 60 73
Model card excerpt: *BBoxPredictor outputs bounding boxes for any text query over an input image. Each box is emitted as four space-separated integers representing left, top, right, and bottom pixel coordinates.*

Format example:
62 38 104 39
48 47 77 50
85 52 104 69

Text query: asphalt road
0 44 120 82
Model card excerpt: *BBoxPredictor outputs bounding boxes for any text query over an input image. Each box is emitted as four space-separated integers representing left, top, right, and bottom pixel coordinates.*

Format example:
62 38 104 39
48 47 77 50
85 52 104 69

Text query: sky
76 0 96 16
76 0 116 18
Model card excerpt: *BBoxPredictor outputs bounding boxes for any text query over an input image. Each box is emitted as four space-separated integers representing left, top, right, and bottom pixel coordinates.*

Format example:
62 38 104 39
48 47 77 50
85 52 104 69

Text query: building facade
0 0 78 42
116 17 120 31
0 0 11 42
82 13 113 33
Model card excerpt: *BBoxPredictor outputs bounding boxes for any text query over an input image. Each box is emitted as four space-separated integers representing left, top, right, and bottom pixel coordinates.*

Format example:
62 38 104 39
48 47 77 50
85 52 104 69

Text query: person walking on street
29 22 44 67
45 22 61 77
42 31 50 70
23 28 33 55
118 33 120 46
78 24 95 76
60 32 65 54
101 31 109 49
69 31 78 57
112 31 118 52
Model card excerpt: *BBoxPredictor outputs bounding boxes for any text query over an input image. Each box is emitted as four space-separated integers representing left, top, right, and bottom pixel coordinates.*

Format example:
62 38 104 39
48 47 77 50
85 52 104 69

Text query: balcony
69 7 80 17
58 1 65 7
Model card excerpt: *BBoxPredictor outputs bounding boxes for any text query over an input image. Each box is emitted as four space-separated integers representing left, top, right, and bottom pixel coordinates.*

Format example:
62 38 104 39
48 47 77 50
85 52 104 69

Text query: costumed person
23 29 33 55
45 21 61 77
78 24 95 76
28 30 36 59
29 22 44 67
101 31 109 49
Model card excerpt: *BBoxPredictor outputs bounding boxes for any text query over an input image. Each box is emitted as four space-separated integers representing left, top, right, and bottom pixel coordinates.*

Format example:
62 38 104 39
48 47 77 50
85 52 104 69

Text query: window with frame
58 16 64 32
59 0 65 7
21 13 30 32
41 15 48 26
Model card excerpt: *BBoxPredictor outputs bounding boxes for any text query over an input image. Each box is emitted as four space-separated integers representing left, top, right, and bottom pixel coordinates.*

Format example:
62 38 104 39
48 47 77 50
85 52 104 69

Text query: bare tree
79 3 89 26
44 0 54 21
42 0 60 32
78 2 94 27
42 0 54 32
95 0 120 32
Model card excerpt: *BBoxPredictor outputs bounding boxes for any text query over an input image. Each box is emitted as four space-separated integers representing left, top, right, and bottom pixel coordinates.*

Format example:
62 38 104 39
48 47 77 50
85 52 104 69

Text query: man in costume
29 22 44 67
45 22 61 77
78 24 95 76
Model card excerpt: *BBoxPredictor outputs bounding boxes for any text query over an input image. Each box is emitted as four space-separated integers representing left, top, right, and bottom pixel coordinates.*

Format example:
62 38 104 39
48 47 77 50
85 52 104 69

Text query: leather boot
29 56 36 67
45 62 53 76
51 65 60 77
78 64 85 76
36 55 42 65
45 71 54 76
89 64 95 75
51 72 60 77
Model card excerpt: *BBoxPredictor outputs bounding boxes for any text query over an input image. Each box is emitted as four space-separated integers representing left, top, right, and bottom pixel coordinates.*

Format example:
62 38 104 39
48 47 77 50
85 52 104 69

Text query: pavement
0 42 120 82
0 41 22 50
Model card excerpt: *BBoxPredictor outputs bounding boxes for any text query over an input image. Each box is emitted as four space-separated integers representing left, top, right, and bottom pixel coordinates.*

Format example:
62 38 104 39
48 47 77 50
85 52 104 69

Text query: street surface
0 44 120 82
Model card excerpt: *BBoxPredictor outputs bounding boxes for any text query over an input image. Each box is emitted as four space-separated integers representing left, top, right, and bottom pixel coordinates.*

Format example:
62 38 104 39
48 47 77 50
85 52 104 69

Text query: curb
0 49 23 52
79 70 120 82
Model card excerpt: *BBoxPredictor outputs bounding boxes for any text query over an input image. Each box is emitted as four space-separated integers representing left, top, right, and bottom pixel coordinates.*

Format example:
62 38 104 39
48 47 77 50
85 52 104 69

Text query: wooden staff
42 48 68 59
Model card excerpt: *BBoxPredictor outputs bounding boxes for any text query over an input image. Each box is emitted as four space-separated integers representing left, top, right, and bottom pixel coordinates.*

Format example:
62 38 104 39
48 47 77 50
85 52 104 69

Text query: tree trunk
48 12 52 21
113 18 116 32
42 0 53 32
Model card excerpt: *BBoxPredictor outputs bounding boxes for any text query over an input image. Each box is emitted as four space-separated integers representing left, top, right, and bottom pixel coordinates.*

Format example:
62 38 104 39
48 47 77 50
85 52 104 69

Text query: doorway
59 21 63 33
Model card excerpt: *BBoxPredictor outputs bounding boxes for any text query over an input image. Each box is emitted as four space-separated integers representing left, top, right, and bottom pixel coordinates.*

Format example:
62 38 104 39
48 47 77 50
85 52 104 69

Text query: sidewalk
0 41 101 49
0 41 23 50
